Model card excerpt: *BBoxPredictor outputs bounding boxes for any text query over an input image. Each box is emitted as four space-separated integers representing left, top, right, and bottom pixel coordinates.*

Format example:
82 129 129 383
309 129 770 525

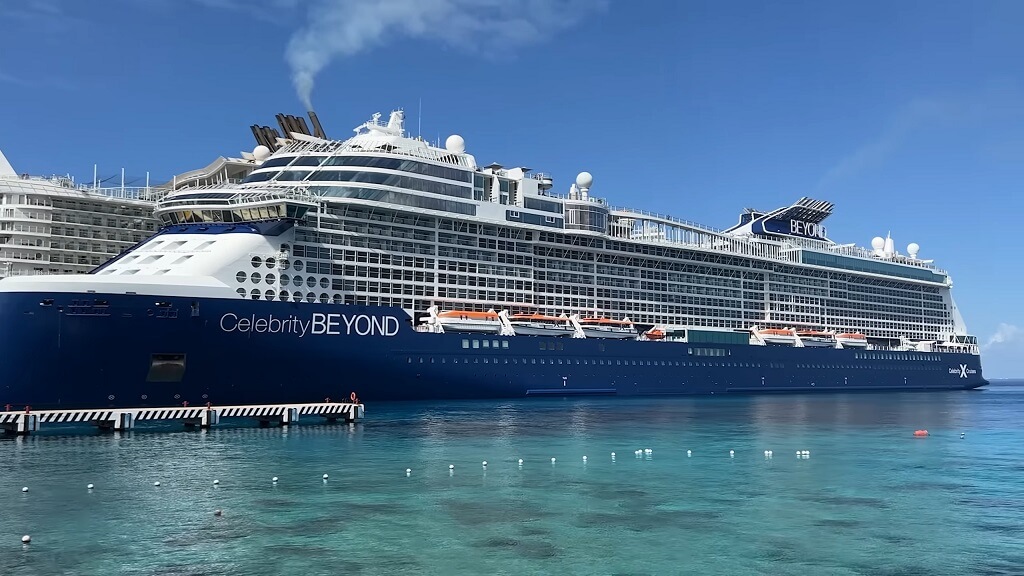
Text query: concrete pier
0 402 364 435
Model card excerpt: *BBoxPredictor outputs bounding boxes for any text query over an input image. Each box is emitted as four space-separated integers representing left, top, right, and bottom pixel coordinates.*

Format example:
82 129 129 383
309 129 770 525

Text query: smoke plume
285 0 607 109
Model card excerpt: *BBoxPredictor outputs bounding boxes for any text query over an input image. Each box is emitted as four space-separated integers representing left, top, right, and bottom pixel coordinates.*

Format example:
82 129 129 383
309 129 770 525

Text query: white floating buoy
644 448 652 454
729 450 735 458
21 486 28 493
610 452 616 457
213 480 219 486
551 457 556 463
406 468 411 476
960 432 965 439
272 477 278 483
482 461 487 467
21 535 30 544
87 483 94 490
323 474 329 480
582 456 587 462
518 459 524 465
153 482 160 487
768 450 773 457
214 509 222 517
686 450 692 457
449 464 455 470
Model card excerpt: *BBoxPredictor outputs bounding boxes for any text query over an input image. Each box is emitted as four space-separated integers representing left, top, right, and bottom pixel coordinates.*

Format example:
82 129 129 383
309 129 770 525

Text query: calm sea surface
3 382 1024 575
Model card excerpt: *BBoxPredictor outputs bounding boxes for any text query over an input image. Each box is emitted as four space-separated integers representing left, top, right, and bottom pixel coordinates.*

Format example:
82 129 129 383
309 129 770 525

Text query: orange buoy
913 429 929 437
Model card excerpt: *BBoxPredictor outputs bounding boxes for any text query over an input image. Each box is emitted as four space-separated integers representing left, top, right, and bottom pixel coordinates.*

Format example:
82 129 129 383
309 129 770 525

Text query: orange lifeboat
581 317 633 326
579 317 638 339
508 313 574 337
437 310 498 321
835 332 868 349
913 429 929 437
796 330 837 348
756 328 797 346
434 309 501 334
643 328 666 340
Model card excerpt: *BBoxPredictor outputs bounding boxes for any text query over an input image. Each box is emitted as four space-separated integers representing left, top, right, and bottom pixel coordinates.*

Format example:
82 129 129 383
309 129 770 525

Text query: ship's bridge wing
726 196 834 242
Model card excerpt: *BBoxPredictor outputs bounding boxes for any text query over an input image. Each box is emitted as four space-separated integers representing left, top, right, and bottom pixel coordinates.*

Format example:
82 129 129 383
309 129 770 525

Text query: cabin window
462 339 469 349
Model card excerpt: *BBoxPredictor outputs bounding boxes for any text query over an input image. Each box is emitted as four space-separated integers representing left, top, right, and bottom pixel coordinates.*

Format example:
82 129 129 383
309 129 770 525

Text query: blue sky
2 0 1023 377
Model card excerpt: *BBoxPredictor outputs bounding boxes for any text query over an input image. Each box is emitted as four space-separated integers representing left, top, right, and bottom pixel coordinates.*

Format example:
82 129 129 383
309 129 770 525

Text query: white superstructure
54 109 977 353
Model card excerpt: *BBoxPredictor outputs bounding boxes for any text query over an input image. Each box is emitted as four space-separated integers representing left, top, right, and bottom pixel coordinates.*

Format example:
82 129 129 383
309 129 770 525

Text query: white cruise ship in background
0 147 257 279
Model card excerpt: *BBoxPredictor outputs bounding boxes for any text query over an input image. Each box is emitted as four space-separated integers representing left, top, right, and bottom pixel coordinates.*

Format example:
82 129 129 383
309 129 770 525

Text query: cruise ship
0 109 986 408
0 148 256 279
0 150 162 278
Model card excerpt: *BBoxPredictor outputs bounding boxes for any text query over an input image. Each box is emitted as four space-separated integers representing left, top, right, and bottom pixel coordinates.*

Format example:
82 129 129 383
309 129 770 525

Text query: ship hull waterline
0 292 987 409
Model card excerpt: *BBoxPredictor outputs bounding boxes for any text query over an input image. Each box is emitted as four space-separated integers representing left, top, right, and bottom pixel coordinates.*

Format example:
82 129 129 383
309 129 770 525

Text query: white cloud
284 0 608 109
984 323 1022 350
0 71 28 86
816 98 953 190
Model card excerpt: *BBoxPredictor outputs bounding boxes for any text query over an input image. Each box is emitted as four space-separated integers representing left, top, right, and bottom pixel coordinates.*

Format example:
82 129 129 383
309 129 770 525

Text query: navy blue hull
0 292 987 409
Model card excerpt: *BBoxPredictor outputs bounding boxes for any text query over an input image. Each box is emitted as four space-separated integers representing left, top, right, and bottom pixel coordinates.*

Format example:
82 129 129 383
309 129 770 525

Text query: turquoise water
3 384 1024 575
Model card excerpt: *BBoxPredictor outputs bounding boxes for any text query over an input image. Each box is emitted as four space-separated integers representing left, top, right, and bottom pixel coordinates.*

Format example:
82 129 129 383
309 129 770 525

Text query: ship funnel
308 110 327 139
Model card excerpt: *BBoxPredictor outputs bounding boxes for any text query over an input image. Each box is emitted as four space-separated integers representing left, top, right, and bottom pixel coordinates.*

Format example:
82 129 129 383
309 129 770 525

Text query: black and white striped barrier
0 402 364 435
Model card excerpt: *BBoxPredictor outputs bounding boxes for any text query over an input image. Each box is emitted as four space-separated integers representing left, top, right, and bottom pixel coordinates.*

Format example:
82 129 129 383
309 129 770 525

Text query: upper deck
162 109 949 287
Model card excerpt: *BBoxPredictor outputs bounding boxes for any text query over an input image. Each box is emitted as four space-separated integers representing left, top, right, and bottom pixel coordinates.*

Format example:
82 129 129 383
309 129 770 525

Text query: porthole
280 274 290 287
251 272 262 283
264 289 275 300
292 290 303 301
265 257 276 269
293 260 303 272
319 278 329 289
306 277 317 288
279 259 290 271
279 290 289 301
251 256 262 268
236 271 247 283
319 293 329 303
250 289 260 300
332 294 343 304
306 293 316 303
265 273 276 284
236 288 246 297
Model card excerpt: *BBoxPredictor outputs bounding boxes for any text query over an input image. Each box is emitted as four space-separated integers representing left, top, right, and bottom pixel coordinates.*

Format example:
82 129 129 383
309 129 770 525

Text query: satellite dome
907 242 920 256
252 145 271 161
871 237 885 251
445 134 466 154
576 171 594 189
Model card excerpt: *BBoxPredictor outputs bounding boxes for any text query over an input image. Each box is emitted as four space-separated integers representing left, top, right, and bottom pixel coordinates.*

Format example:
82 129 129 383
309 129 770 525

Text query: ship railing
276 137 475 169
1 268 51 277
610 207 727 234
1 176 171 203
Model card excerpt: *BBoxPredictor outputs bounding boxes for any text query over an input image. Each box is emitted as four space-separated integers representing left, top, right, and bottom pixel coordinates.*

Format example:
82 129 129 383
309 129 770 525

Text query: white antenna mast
418 97 422 139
